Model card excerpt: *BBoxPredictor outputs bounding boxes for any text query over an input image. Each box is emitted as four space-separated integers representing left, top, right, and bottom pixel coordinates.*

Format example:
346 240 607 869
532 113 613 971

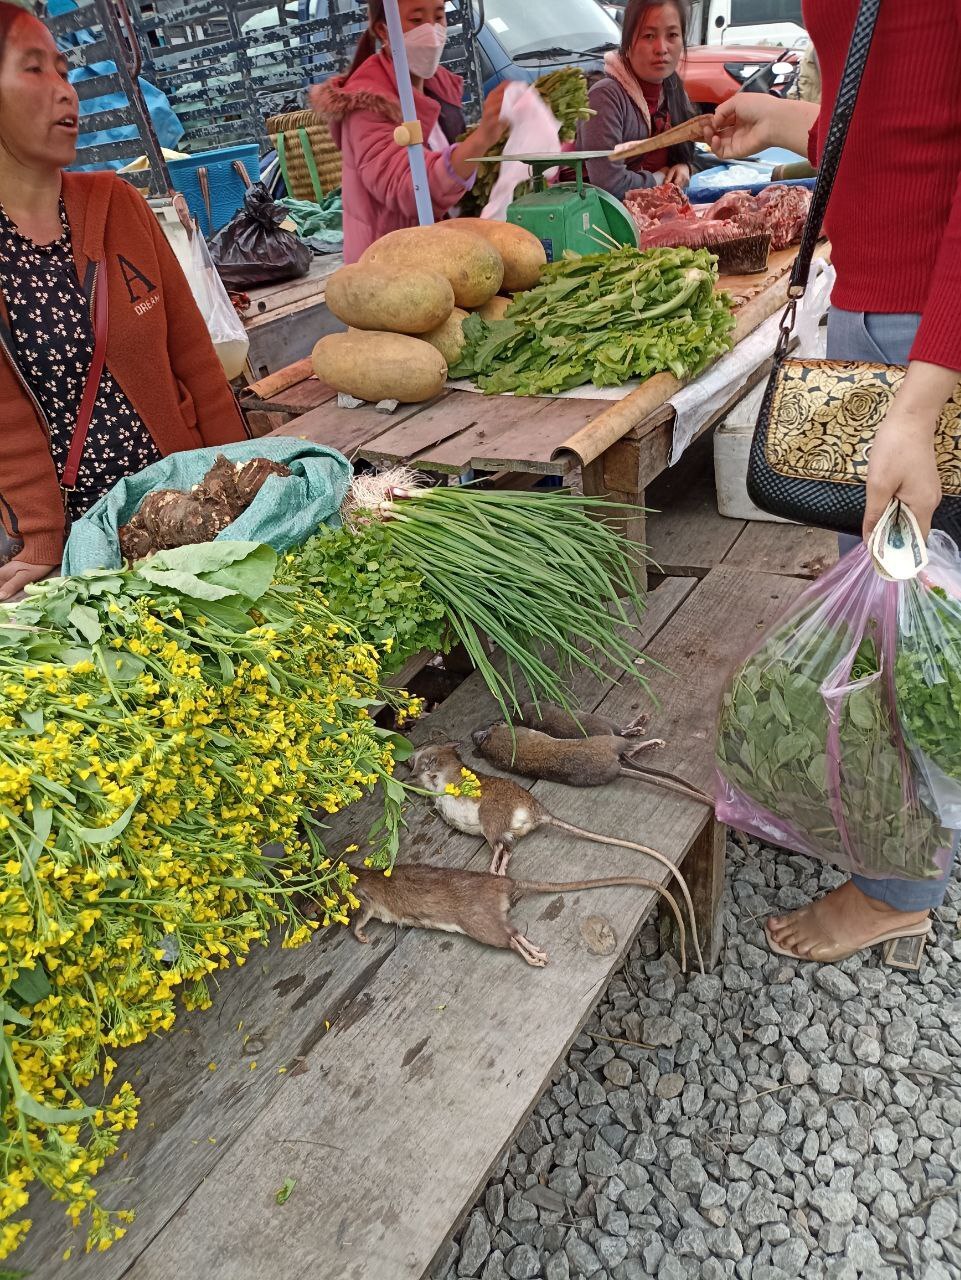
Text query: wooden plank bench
21 566 809 1280
646 433 839 582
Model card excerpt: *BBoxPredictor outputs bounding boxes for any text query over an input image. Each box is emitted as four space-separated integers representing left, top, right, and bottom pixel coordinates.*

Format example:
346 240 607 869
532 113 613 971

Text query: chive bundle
381 486 651 720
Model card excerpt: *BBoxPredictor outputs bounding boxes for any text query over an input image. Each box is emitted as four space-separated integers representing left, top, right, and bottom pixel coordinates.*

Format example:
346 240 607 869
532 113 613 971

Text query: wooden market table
242 254 344 382
19 247 840 1280
240 245 830 591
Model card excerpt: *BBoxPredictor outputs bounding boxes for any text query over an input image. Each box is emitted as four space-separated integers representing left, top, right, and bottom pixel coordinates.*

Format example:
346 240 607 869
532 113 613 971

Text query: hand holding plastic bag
481 82 561 222
183 226 250 380
716 537 961 881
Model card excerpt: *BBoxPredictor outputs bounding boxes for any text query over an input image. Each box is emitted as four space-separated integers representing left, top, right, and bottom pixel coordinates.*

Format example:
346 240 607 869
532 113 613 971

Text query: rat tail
546 820 705 976
619 762 714 807
512 876 690 974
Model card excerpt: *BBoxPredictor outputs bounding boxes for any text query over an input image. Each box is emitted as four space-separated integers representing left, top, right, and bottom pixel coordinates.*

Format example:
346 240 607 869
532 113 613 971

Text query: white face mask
403 22 447 79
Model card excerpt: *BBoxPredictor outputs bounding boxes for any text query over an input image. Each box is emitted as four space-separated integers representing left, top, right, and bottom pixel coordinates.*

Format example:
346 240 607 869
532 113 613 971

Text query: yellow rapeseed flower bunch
0 557 420 1260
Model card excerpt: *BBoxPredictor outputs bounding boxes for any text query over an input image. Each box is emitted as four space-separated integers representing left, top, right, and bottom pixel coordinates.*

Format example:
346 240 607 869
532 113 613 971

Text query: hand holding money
868 500 928 581
863 406 942 543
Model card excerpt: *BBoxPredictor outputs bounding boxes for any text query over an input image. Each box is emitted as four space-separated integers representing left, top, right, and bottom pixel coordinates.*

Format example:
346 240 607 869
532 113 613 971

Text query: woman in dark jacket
577 0 699 198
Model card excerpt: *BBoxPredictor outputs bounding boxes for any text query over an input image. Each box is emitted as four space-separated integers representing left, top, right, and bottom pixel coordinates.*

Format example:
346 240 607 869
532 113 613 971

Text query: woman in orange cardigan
0 3 246 600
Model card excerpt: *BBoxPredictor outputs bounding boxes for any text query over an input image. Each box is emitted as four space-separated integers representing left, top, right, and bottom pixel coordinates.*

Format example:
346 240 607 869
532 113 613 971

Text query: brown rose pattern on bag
763 360 961 495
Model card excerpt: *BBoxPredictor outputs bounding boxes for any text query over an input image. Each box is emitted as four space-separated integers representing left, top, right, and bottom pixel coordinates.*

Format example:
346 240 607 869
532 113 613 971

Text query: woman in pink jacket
311 0 508 263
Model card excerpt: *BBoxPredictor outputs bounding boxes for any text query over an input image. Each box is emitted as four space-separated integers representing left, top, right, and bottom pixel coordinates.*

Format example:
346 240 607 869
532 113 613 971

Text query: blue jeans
828 307 957 910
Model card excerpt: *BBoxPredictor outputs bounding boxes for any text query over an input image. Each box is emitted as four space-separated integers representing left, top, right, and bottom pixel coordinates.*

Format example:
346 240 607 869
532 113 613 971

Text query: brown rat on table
345 863 689 968
408 742 703 973
517 701 651 741
472 722 713 808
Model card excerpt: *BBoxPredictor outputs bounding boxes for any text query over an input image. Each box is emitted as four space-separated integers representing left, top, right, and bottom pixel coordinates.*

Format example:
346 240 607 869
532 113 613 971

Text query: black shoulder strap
788 0 882 296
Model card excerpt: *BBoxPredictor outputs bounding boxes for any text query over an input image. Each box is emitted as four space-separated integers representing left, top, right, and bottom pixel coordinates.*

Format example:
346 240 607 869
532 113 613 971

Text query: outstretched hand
0 557 57 602
703 94 819 162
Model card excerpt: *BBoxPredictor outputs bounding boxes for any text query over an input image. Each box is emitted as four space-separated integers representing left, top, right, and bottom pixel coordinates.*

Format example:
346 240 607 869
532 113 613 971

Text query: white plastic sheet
669 258 835 464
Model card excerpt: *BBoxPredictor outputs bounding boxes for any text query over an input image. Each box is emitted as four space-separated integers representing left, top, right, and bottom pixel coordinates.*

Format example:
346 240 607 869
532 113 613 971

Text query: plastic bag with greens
716 537 961 881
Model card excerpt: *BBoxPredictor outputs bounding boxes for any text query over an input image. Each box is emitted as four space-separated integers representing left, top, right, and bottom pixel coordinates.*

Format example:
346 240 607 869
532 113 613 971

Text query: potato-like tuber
118 455 292 564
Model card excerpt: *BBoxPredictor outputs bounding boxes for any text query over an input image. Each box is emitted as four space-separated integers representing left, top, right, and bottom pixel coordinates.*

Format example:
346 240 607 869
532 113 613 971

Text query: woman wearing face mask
0 2 246 601
311 0 508 263
577 0 700 199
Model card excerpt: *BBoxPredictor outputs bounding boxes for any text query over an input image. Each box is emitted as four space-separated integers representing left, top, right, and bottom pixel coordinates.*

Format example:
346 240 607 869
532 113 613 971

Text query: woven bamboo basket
267 110 342 202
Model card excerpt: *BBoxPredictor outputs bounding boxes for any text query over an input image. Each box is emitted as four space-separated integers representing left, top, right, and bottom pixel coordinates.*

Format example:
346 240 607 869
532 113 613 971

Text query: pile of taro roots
119 455 291 564
625 182 811 253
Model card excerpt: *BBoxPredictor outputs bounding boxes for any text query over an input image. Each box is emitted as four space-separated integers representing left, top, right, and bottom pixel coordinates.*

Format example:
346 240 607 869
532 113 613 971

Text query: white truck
604 1 808 49
688 0 808 48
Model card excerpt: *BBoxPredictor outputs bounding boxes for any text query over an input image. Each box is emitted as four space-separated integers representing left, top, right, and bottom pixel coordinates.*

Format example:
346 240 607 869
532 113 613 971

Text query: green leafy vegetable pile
460 67 593 217
290 483 650 723
451 246 736 396
895 586 961 788
282 520 449 674
718 627 950 881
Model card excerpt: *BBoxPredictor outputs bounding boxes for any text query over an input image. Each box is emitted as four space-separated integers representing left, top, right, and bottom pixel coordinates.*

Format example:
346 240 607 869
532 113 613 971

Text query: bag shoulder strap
788 0 883 296
62 257 109 492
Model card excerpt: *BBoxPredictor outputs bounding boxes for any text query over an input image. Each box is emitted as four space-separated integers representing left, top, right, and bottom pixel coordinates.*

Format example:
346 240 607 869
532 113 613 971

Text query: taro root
118 455 293 565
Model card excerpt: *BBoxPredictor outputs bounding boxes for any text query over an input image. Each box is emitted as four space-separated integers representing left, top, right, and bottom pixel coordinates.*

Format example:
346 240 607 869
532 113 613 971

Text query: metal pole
97 0 172 195
381 0 434 227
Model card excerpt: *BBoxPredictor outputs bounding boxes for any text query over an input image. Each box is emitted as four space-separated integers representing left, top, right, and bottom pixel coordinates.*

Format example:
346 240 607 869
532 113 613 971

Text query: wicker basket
267 110 342 202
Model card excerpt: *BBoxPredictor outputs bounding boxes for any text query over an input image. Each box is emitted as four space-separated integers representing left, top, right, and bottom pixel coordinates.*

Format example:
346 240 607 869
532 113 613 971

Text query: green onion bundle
340 479 651 720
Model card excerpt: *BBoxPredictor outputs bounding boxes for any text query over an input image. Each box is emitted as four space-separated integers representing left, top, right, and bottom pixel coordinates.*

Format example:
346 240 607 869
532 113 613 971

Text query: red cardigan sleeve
910 164 961 370
807 120 820 168
0 359 66 564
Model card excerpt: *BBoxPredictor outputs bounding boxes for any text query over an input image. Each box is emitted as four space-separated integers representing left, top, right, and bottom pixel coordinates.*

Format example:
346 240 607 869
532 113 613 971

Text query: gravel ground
435 836 961 1280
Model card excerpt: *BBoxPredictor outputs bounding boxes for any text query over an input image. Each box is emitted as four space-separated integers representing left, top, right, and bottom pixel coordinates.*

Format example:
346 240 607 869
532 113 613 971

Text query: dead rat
346 863 689 968
472 722 712 808
517 701 651 740
409 742 703 973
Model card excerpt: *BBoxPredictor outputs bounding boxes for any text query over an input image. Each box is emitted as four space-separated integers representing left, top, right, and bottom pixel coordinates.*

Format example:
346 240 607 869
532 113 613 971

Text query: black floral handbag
747 0 961 540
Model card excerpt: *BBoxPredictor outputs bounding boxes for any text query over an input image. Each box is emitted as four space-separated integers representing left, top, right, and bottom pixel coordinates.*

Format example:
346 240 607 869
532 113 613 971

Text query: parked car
680 43 797 109
472 0 621 90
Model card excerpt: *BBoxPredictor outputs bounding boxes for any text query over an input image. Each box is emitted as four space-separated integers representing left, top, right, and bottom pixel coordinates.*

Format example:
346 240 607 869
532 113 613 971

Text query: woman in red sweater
0 4 246 600
707 0 961 964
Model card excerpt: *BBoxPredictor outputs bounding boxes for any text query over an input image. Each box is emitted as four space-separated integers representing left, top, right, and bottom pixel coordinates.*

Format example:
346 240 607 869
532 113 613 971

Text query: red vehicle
680 43 796 110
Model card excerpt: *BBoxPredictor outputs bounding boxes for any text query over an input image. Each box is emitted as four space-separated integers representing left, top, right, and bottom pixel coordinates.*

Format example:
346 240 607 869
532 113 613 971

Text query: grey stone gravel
565 1236 603 1275
504 1244 540 1280
447 836 961 1280
459 1214 492 1276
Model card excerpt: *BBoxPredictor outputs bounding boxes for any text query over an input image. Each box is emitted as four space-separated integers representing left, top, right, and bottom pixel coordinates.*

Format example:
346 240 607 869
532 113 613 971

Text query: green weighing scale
475 115 709 261
482 151 639 260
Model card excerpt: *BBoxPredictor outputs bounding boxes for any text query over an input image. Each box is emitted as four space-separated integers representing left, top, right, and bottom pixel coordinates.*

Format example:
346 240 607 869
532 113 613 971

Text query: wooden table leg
582 439 649 593
686 818 727 971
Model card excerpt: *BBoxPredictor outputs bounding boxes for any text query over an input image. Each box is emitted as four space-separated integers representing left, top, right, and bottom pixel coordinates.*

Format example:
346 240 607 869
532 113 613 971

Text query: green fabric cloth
281 191 343 248
62 438 351 575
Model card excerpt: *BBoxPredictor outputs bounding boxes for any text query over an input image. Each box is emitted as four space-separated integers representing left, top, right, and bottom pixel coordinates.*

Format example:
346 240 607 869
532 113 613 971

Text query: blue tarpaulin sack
62 439 352 575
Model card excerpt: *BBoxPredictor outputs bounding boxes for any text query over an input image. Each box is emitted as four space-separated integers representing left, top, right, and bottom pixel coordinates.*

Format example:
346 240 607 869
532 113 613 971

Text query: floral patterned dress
0 200 161 522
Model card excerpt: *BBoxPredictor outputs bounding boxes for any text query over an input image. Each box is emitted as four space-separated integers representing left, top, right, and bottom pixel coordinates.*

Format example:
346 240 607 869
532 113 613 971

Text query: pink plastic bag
716 537 961 881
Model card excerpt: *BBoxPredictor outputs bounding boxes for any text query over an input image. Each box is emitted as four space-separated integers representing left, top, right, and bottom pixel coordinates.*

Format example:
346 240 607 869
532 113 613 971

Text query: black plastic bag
208 183 311 290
